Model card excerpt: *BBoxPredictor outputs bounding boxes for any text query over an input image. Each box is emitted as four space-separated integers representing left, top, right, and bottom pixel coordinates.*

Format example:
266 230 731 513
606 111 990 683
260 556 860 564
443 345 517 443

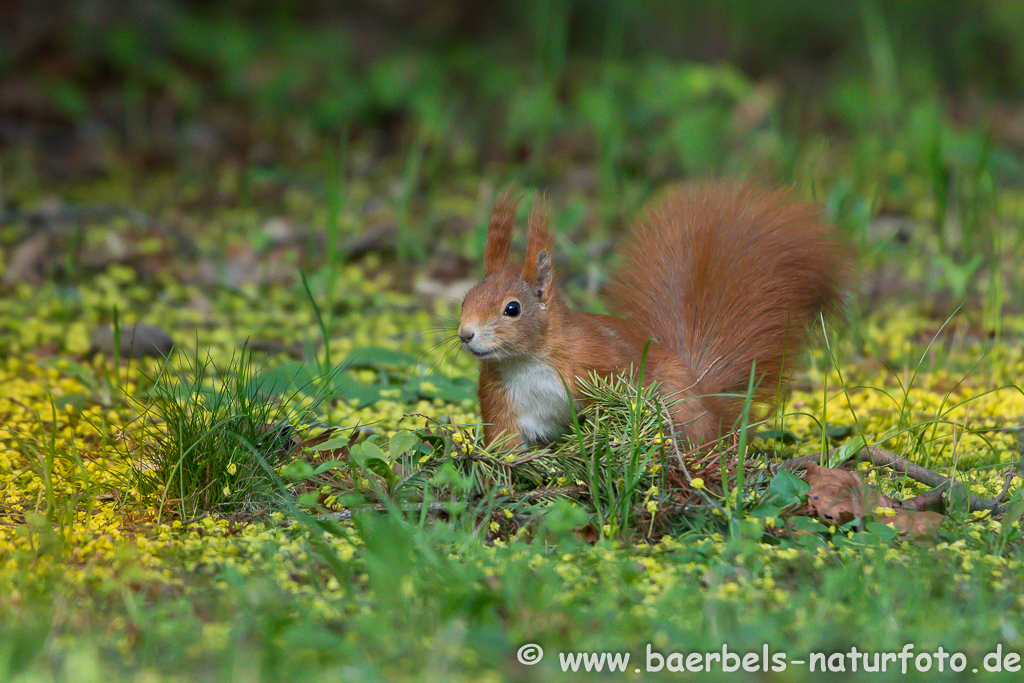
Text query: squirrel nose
458 326 475 344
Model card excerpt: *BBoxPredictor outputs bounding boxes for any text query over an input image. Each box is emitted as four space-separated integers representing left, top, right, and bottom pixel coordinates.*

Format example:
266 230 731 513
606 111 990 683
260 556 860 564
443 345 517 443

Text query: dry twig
777 445 1015 515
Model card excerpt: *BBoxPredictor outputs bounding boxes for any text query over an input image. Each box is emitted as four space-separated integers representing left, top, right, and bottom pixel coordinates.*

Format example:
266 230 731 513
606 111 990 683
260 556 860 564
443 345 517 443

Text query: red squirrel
458 182 852 449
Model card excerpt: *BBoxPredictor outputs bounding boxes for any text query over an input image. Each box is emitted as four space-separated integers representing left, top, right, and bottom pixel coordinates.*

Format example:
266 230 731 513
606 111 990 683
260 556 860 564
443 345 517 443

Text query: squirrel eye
503 301 521 317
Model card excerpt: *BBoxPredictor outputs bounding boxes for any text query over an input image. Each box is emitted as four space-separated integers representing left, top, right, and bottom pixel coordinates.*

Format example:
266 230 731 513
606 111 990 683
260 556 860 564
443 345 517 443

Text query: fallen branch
777 445 1015 515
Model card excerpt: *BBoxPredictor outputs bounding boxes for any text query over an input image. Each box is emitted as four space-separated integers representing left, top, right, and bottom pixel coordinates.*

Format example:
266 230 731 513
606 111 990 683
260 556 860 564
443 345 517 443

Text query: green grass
128 346 328 520
4 319 1023 681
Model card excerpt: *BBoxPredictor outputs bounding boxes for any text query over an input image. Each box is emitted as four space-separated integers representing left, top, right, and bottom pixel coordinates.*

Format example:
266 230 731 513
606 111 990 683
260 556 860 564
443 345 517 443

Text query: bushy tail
607 182 851 413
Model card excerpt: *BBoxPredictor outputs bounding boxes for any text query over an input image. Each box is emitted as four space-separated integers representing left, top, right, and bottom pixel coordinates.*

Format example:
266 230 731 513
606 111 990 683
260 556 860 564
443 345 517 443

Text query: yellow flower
691 478 705 490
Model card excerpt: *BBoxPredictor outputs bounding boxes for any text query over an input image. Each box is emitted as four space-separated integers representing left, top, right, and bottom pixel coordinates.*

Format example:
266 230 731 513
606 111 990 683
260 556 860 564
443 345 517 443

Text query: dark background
5 0 1023 173
3 0 1023 312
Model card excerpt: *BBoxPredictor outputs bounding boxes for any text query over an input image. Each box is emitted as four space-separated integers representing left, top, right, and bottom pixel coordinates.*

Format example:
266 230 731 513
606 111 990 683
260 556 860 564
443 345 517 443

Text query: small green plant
131 347 327 520
560 365 740 540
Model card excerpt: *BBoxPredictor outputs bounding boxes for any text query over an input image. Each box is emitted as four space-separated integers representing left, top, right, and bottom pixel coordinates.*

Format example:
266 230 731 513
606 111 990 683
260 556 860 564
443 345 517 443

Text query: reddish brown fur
477 362 519 446
523 195 552 288
460 182 852 449
606 182 850 437
483 187 521 276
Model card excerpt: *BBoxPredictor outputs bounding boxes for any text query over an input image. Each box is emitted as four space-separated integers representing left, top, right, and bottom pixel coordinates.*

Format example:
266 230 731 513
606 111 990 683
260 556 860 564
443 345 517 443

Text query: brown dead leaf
804 464 897 523
802 464 944 541
888 509 945 539
573 523 599 545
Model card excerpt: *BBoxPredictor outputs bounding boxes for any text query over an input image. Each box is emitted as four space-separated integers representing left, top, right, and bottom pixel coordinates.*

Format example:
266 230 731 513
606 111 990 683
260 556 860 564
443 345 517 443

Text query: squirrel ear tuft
484 186 521 276
532 251 553 303
523 193 554 300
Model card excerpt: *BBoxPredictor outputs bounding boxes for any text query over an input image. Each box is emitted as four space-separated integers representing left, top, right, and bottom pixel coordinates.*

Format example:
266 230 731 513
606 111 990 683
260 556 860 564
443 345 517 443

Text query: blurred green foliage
7 0 1024 139
4 0 1024 299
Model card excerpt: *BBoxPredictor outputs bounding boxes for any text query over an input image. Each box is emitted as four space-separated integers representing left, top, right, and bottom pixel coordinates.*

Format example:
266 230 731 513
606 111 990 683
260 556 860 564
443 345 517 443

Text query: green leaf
342 347 421 370
252 361 382 406
756 429 800 444
362 458 398 488
837 519 860 534
769 469 810 508
409 374 477 403
349 440 387 466
388 431 419 458
419 433 448 457
748 503 782 519
864 521 898 543
788 516 829 534
280 459 315 480
311 460 350 476
297 491 320 506
307 437 357 453
325 373 381 408
830 533 859 549
251 361 316 397
829 435 866 468
824 424 853 440
540 499 592 538
791 531 828 550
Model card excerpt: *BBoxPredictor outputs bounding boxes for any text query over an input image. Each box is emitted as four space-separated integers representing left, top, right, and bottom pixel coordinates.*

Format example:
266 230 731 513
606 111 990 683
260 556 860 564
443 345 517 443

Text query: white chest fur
499 360 575 445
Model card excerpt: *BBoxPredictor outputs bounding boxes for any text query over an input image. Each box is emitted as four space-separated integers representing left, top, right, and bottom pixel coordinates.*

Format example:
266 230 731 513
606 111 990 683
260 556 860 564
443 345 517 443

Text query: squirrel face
459 188 555 364
459 265 551 362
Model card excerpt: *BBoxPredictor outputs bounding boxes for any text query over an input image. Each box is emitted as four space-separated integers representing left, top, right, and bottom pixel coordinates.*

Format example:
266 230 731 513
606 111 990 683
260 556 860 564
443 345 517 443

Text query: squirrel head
458 189 556 362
